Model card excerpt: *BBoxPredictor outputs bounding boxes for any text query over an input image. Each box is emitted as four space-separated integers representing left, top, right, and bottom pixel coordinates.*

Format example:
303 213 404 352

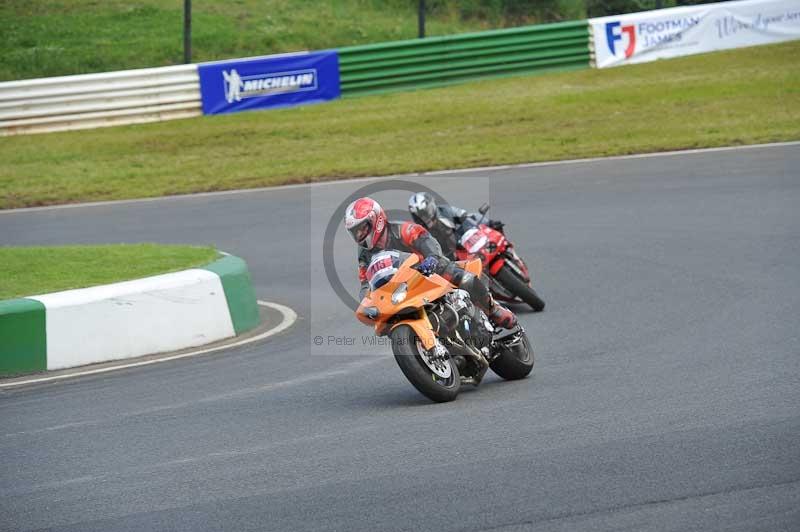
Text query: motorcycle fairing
390 311 437 350
355 255 483 350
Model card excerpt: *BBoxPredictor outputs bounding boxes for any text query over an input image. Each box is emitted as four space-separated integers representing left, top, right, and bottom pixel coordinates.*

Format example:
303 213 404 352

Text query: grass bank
1 41 799 209
0 244 219 299
0 0 514 81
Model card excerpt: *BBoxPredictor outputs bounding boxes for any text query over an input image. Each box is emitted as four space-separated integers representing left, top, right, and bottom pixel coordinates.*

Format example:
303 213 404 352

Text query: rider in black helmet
408 192 505 259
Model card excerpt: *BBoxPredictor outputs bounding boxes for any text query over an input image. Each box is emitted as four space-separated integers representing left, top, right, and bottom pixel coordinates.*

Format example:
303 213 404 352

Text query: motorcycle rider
344 197 517 330
408 192 505 259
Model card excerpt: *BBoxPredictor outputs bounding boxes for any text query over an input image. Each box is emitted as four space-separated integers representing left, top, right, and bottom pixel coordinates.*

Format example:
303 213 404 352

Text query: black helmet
408 192 437 228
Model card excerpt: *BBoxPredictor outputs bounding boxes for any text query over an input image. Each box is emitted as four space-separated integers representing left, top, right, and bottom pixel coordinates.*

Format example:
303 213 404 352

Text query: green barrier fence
339 20 591 96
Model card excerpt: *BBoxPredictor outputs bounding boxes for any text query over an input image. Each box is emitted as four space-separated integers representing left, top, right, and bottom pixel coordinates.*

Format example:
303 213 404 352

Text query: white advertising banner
590 0 800 68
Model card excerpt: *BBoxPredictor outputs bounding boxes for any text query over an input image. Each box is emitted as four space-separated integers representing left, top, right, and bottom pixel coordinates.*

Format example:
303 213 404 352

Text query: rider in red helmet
344 197 517 329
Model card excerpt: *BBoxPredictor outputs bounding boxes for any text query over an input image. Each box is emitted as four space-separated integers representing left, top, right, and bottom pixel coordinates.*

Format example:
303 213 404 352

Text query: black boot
457 271 518 330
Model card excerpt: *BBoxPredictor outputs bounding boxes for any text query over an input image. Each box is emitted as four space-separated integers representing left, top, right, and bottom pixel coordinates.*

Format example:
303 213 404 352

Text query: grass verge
1 41 799 209
0 244 219 299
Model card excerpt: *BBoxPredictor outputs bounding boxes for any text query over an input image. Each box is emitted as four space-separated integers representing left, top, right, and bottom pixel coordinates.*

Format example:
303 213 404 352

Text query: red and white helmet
344 197 387 250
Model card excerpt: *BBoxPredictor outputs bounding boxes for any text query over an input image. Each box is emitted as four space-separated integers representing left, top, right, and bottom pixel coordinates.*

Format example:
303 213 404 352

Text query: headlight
391 283 408 304
363 306 380 320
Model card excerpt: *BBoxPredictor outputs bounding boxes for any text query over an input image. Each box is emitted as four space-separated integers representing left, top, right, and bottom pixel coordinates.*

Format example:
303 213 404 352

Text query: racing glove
417 256 439 276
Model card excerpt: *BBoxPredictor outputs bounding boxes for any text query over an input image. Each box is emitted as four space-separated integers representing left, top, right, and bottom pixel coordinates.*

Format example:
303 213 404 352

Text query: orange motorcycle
356 251 534 402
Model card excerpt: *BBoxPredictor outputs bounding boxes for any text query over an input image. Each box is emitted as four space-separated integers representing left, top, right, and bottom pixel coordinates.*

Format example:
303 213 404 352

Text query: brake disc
416 339 451 379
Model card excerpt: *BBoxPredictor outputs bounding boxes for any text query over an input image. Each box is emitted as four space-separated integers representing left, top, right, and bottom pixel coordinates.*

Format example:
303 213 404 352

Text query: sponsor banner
198 51 340 115
590 0 800 68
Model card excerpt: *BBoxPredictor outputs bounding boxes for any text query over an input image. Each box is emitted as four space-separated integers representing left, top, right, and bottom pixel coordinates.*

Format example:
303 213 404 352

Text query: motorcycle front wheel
495 263 546 312
391 325 460 403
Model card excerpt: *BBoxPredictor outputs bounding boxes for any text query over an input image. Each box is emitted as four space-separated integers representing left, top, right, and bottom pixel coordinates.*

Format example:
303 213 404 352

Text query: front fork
388 309 437 350
503 249 531 281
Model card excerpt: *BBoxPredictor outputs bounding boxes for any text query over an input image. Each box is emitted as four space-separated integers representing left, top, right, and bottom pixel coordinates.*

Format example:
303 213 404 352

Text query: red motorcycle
454 204 545 312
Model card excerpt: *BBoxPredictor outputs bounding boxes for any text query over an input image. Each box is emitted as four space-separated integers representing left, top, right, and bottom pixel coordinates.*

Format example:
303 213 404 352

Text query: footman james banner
590 0 800 68
198 51 340 115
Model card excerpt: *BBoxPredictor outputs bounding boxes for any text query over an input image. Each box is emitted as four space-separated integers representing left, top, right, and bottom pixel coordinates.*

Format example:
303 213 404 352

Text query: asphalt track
1 143 799 531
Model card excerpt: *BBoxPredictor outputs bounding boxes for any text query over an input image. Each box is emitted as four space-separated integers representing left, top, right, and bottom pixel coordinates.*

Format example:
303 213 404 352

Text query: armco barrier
0 64 201 136
0 20 590 135
2 2 798 135
338 20 591 96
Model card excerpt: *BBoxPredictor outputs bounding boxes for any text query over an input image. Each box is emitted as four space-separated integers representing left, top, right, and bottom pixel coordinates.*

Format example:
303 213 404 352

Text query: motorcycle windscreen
459 227 488 254
366 250 405 292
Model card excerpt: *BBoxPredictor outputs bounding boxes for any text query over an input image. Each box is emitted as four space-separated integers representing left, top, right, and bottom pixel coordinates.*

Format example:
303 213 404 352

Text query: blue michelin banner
198 51 340 115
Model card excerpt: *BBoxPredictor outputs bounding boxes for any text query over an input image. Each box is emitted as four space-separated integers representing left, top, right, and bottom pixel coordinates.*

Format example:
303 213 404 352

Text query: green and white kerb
0 254 259 376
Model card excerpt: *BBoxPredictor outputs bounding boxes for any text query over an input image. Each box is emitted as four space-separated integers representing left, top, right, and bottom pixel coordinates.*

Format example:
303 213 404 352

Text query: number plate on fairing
366 251 400 291
459 228 488 254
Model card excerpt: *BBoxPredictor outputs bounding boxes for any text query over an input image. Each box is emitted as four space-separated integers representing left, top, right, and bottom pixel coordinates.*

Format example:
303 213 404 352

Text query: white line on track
2 141 798 215
0 300 297 389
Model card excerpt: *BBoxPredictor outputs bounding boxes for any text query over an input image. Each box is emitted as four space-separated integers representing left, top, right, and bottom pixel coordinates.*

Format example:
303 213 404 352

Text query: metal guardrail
0 20 590 135
0 65 201 136
339 20 591 96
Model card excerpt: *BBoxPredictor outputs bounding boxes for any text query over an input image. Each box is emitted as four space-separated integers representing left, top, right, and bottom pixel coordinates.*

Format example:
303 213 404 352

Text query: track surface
1 144 799 531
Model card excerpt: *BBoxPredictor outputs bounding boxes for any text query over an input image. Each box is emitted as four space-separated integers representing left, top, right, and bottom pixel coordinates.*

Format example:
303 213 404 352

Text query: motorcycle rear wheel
391 325 460 403
495 264 546 312
490 328 534 380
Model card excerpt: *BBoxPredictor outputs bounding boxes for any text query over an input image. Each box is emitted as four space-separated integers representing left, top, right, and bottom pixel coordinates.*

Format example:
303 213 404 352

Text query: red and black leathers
357 221 516 329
